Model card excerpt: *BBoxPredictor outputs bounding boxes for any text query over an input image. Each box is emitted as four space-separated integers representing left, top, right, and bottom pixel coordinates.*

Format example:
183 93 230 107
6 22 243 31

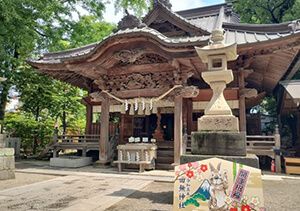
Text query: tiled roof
223 21 300 44
177 3 239 33
28 2 300 64
29 27 210 63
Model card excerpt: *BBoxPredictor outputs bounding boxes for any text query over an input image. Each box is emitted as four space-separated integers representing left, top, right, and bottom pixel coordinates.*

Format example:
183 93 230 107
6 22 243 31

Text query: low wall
0 148 15 180
0 134 15 180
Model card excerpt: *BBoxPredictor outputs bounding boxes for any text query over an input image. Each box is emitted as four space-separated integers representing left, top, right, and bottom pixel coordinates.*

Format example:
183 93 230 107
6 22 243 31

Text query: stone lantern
180 28 258 168
180 27 256 165
195 30 239 132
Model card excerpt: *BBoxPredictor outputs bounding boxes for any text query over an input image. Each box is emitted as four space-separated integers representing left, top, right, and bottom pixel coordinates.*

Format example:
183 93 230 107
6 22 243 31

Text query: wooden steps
156 141 174 170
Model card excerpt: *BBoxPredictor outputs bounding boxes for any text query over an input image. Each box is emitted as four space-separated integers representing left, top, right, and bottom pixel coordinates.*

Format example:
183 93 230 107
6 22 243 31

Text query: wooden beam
174 95 183 165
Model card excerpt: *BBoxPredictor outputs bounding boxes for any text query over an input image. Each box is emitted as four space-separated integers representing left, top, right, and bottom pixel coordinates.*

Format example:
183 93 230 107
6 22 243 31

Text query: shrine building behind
28 1 300 169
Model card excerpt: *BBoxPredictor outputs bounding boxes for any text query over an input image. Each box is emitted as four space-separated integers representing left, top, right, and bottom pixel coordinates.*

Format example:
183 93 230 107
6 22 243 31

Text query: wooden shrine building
28 1 300 169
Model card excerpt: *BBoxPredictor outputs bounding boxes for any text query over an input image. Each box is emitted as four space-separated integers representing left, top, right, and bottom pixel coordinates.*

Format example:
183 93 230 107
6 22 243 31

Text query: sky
103 0 225 23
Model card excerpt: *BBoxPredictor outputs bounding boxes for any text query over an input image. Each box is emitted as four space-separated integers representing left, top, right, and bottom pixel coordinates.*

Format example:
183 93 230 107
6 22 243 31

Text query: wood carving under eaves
114 48 145 64
94 70 192 94
113 50 169 66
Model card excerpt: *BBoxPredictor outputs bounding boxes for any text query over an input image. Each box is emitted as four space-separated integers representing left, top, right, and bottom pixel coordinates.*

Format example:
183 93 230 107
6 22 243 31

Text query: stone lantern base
191 131 246 156
180 130 259 168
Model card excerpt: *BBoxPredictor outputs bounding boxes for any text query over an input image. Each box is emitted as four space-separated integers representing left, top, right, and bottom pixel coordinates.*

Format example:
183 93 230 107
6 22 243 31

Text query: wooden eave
28 18 300 98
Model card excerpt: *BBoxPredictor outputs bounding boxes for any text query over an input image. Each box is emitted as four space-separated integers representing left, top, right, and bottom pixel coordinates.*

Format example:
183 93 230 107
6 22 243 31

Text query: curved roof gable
28 27 210 65
143 1 210 36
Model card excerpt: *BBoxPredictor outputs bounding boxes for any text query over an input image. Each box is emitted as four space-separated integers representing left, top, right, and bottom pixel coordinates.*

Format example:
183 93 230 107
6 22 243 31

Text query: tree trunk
0 82 10 132
33 106 40 155
62 110 67 134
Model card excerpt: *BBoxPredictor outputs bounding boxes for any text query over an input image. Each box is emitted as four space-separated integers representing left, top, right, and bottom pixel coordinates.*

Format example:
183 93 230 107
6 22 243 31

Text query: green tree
228 0 299 24
0 0 107 123
1 0 154 155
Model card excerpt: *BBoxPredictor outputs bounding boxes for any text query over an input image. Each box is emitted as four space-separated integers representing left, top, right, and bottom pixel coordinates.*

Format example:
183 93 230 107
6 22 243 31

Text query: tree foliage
228 0 300 24
1 0 150 154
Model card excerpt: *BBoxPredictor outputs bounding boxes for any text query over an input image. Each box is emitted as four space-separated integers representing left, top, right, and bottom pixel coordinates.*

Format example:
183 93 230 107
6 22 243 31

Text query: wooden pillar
187 98 193 135
99 97 110 163
120 113 125 143
239 70 247 132
85 104 93 134
174 96 183 165
274 125 282 173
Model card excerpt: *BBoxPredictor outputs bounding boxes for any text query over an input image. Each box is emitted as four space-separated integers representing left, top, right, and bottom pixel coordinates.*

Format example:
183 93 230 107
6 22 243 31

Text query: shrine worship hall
28 1 300 171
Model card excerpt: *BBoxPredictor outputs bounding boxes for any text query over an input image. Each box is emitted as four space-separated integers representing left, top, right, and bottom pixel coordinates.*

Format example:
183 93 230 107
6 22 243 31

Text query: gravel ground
106 179 300 211
0 172 57 190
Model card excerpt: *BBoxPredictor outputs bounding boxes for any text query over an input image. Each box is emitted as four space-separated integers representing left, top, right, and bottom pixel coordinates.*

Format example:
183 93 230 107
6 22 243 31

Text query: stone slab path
0 174 152 211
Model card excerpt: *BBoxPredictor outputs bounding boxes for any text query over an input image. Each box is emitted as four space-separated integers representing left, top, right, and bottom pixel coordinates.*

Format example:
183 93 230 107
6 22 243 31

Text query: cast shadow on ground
108 188 173 204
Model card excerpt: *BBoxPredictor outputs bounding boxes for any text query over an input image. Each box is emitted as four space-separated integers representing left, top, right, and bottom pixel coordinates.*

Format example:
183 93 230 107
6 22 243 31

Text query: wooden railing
54 134 100 144
183 126 282 172
52 134 100 157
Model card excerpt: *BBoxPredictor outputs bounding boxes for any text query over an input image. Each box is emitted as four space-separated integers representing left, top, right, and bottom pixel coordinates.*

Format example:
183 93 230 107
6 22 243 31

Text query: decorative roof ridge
117 9 146 31
143 0 210 35
28 26 210 62
223 19 300 33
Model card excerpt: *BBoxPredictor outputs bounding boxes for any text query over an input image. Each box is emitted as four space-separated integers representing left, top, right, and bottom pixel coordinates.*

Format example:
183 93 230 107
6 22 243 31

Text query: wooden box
285 157 300 175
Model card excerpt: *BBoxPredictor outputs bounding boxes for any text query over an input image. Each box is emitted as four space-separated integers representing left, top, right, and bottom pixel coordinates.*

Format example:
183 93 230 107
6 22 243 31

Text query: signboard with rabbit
173 158 265 211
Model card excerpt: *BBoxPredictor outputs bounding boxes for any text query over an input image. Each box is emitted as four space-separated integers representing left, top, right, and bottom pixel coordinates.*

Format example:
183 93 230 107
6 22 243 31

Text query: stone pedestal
0 147 15 180
186 131 258 167
50 156 92 168
191 131 246 156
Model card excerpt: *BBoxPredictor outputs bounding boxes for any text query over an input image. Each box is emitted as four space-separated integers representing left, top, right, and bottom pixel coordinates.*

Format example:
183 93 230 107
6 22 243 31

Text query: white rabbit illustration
208 162 228 211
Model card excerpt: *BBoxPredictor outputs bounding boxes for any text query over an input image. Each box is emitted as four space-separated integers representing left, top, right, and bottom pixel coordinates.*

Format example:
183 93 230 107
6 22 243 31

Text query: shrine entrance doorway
161 113 174 141
133 115 157 140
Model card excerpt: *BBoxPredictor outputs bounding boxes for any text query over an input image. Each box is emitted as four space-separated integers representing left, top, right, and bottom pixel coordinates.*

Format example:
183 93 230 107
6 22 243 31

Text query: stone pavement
0 161 299 211
0 173 153 211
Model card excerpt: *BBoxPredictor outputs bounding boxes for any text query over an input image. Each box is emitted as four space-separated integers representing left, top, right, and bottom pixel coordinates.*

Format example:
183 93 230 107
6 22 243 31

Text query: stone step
156 156 174 164
156 141 174 149
157 150 174 157
156 163 174 171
